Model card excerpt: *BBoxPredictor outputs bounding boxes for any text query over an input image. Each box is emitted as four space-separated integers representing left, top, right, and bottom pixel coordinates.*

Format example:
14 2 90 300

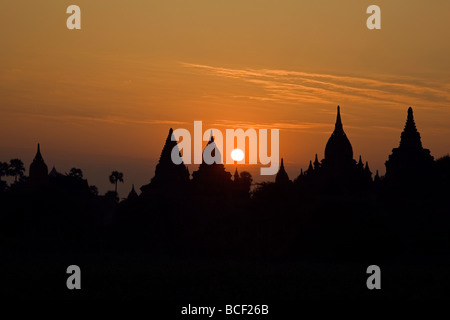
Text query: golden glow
231 149 245 162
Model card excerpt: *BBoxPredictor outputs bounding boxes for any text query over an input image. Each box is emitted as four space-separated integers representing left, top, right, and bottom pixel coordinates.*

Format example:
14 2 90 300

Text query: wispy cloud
211 119 330 131
181 62 450 110
10 113 188 127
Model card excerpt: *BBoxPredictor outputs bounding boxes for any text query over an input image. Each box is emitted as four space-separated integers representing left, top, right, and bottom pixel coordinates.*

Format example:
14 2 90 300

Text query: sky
1 0 450 197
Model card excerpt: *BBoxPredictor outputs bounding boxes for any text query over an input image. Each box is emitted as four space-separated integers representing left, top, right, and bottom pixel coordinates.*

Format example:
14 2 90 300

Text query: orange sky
1 0 450 196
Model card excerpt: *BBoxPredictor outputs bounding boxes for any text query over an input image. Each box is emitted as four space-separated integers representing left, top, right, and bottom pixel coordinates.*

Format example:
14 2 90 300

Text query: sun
231 148 245 162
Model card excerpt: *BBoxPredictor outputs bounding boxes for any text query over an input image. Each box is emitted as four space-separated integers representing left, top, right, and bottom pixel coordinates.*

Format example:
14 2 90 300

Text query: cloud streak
7 112 188 127
211 119 330 131
181 62 450 110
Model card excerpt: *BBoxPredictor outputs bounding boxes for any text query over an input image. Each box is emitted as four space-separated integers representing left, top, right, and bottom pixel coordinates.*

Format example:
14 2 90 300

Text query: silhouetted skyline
2 2 450 199
1 105 444 201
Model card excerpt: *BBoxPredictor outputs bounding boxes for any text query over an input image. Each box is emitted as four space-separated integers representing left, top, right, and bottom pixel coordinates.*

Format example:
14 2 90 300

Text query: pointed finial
167 128 175 141
407 107 414 121
335 106 343 132
209 130 214 142
34 143 43 161
313 154 320 169
132 184 135 191
280 158 284 168
234 168 239 180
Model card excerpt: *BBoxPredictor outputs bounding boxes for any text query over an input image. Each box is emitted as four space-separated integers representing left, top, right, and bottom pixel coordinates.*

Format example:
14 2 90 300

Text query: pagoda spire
357 155 364 171
374 170 380 183
399 107 423 150
384 107 433 180
159 128 181 164
127 184 139 201
313 154 320 170
29 143 49 182
324 106 353 165
234 168 239 181
34 143 44 162
275 158 290 184
306 160 314 175
140 127 189 196
335 105 343 133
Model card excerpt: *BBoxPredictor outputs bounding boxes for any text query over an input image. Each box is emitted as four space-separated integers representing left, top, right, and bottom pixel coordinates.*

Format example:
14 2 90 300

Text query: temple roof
399 107 423 150
234 168 239 181
313 154 320 169
385 107 434 178
29 143 48 179
127 184 139 200
141 128 189 193
33 143 44 163
324 106 353 164
49 166 62 177
275 158 290 184
192 130 231 185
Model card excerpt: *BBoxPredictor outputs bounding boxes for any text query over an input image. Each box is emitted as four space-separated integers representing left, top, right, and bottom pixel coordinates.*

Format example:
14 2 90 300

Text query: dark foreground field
2 251 450 300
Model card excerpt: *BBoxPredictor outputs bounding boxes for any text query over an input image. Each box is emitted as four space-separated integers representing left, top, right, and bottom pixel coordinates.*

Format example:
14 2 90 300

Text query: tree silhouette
109 171 124 195
8 159 25 183
89 185 99 196
240 171 253 193
0 161 8 181
0 162 8 192
69 168 83 179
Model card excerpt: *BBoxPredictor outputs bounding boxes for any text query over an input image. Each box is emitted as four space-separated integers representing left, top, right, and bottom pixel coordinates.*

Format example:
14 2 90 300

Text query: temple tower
385 107 433 180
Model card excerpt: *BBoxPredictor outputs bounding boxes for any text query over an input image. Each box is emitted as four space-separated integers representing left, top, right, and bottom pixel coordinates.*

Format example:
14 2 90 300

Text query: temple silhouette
289 106 373 193
139 129 251 199
2 105 450 300
22 106 437 198
191 132 233 194
28 143 49 187
385 107 434 182
140 128 190 198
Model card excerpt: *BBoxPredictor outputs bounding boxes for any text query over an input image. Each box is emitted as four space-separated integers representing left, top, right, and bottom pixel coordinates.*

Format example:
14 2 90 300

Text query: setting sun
231 148 245 162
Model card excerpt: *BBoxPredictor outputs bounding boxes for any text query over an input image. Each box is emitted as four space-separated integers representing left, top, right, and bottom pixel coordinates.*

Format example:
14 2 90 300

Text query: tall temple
275 158 290 185
29 143 49 186
140 128 190 197
385 107 434 180
126 184 139 202
296 106 371 188
321 106 356 171
191 132 232 193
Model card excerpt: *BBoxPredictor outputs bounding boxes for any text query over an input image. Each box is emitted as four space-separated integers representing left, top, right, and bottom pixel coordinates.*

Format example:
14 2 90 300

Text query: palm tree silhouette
109 171 124 195
0 161 8 182
69 168 83 179
8 159 25 183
